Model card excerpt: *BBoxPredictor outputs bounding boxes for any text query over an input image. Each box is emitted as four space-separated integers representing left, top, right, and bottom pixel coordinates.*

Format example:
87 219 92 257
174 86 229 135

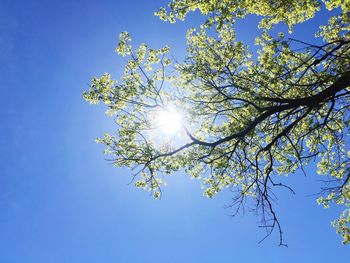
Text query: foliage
84 0 350 245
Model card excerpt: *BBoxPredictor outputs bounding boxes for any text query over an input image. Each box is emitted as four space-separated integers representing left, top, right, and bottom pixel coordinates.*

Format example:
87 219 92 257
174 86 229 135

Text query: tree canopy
83 0 350 245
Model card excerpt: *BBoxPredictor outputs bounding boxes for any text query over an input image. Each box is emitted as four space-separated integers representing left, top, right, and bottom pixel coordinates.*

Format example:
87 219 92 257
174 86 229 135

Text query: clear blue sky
0 0 349 262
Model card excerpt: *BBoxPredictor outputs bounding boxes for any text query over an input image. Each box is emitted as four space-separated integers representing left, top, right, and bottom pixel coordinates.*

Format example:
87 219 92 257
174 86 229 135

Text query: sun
155 107 183 135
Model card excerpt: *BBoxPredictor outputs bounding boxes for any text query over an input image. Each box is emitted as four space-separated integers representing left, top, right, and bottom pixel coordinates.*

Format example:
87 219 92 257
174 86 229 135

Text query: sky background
0 0 349 262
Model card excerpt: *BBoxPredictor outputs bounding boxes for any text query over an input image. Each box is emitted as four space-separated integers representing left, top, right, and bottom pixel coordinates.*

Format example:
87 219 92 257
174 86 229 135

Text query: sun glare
155 108 183 135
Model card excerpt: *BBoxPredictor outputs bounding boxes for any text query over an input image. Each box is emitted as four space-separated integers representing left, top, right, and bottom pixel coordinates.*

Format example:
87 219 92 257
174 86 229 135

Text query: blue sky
0 0 349 262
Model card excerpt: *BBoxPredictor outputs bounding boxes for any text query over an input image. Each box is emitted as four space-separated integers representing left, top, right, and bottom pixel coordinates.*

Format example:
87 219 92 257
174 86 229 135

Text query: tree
83 0 350 245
